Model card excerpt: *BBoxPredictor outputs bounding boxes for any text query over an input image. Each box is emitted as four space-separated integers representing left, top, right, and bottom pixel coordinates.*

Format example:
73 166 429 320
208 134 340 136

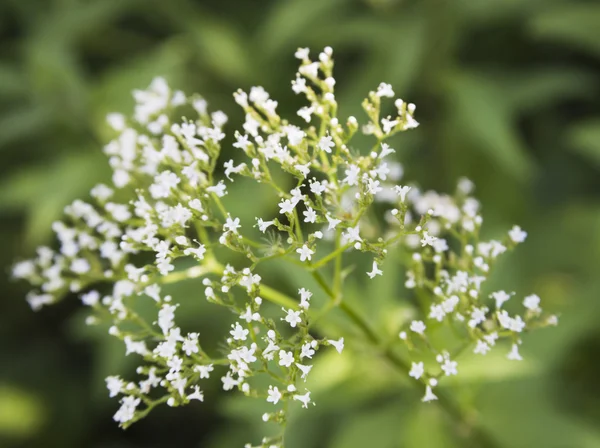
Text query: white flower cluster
13 47 556 447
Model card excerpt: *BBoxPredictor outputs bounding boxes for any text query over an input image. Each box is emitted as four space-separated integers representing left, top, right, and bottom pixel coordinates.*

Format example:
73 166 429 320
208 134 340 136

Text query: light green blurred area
1 0 600 447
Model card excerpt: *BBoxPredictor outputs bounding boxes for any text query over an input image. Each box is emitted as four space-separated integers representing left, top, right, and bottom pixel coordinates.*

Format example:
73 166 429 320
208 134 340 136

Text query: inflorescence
12 47 557 448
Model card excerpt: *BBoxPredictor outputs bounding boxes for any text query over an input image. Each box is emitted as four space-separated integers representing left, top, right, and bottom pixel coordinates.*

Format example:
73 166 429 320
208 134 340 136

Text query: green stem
311 242 352 270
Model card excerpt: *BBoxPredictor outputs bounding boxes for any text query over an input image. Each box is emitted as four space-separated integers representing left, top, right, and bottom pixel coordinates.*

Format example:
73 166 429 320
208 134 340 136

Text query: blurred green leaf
446 72 535 181
0 384 45 438
567 118 600 168
0 150 108 247
530 4 600 57
257 0 346 57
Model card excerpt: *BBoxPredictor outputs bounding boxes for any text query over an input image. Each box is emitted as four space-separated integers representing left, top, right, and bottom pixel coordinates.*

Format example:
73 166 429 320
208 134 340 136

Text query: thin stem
310 242 352 270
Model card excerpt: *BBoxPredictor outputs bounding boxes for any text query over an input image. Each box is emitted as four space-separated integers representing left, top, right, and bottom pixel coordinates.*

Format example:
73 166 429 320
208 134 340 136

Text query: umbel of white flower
12 46 558 448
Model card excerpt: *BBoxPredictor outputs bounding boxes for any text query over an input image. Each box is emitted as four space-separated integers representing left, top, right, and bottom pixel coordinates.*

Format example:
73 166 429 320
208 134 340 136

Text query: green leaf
256 0 347 57
446 72 535 181
566 118 600 168
530 4 600 57
0 150 109 247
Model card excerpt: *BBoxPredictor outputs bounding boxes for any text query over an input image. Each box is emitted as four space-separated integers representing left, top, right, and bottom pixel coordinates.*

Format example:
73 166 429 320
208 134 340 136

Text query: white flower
474 340 490 355
106 376 123 398
230 322 249 341
410 320 426 335
420 231 437 247
491 290 511 308
343 164 360 186
296 244 314 262
523 294 541 312
240 306 261 323
292 75 307 94
367 261 383 279
278 350 294 367
296 363 313 380
295 48 309 60
422 385 438 403
507 343 523 361
183 244 206 261
301 342 316 359
393 185 411 202
182 333 199 356
328 337 344 354
343 226 362 243
298 288 312 309
221 372 238 391
409 362 424 380
194 364 214 379
282 308 302 328
297 106 314 123
293 391 312 408
256 218 274 233
206 180 227 197
379 143 395 159
376 82 395 98
326 214 341 230
224 215 241 234
113 396 140 424
279 199 295 215
187 386 204 401
366 178 382 195
441 358 458 376
381 116 398 134
303 207 317 223
318 135 334 153
509 225 527 243
267 385 282 404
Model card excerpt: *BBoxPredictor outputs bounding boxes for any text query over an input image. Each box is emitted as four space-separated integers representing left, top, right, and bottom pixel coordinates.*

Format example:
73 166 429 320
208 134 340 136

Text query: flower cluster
12 47 557 447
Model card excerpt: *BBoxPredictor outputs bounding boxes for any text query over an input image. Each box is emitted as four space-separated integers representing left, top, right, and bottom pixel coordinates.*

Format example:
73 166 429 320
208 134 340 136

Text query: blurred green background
2 0 600 447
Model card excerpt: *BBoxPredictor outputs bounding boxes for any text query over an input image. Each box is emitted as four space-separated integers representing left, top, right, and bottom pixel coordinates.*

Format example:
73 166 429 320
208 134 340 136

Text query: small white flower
409 362 424 380
282 308 302 328
267 385 282 404
420 231 437 247
279 199 295 215
343 225 362 243
187 386 204 401
293 391 312 408
300 342 316 359
507 343 523 361
295 48 309 60
491 290 511 309
278 350 294 367
296 363 313 380
367 261 383 279
326 214 341 230
422 385 438 403
318 135 335 153
303 207 317 223
230 322 249 341
523 294 541 312
474 340 490 355
410 320 426 335
376 82 395 98
393 185 411 202
328 337 344 354
224 215 241 234
256 218 275 233
106 376 123 398
509 225 527 243
296 244 314 262
441 358 458 376
298 288 312 309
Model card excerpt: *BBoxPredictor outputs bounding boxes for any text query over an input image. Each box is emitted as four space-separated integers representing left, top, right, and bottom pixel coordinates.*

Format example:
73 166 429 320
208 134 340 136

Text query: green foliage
1 0 599 447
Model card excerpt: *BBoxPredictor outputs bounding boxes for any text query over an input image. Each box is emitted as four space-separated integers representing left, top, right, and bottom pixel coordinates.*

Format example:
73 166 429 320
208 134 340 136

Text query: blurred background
1 0 600 447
